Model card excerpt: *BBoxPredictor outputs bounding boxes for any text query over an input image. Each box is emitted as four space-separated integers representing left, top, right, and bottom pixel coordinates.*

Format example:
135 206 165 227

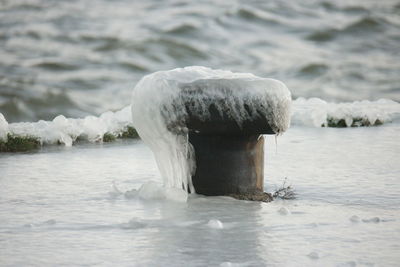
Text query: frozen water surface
1 124 399 266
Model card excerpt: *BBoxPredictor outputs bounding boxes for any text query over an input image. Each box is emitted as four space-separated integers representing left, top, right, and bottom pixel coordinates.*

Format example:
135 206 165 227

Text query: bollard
131 67 291 201
189 134 265 196
182 93 276 201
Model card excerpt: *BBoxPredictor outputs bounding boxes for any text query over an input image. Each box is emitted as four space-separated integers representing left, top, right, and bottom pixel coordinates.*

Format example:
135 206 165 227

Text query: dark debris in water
272 178 296 200
0 134 40 152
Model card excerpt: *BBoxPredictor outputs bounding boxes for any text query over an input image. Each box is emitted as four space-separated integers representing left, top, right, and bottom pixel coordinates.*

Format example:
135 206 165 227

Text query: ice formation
1 97 398 149
0 113 9 141
292 98 400 127
130 66 292 195
0 106 133 146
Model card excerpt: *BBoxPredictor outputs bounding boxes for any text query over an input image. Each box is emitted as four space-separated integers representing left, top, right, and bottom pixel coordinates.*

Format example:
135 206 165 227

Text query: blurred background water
0 0 399 122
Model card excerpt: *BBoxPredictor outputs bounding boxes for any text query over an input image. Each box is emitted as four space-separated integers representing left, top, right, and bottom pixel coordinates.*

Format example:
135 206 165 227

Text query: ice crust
292 98 400 127
0 98 399 147
0 106 133 146
130 66 292 195
0 113 9 141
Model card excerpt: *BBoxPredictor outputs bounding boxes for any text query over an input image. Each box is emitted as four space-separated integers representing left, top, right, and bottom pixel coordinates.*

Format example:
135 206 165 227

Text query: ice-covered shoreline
0 106 136 148
1 97 399 149
292 97 400 127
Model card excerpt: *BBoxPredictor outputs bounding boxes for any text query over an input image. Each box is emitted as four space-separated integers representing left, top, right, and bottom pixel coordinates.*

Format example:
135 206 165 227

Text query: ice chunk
0 113 9 141
133 181 188 202
207 219 224 229
131 66 291 194
137 181 164 200
278 207 290 215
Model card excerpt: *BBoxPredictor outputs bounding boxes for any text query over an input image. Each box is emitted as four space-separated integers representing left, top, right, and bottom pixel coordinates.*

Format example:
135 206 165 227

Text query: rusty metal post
190 133 265 196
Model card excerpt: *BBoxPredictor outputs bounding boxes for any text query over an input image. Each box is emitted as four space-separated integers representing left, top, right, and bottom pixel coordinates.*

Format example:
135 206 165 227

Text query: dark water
0 0 399 122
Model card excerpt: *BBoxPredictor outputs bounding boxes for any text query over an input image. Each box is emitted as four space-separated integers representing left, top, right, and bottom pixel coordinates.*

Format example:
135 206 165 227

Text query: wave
235 6 282 26
307 16 388 42
1 99 399 150
320 2 369 13
163 23 199 35
298 63 329 76
31 61 79 71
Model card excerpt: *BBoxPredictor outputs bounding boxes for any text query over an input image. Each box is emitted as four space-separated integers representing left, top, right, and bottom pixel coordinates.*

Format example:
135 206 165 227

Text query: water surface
1 126 399 266
1 0 399 122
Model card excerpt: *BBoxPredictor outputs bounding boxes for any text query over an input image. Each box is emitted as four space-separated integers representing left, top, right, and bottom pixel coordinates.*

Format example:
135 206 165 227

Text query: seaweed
119 126 139 139
0 134 40 152
322 117 384 127
103 132 116 142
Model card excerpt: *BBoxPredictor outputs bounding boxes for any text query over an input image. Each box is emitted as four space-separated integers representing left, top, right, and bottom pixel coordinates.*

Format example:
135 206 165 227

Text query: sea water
0 0 399 122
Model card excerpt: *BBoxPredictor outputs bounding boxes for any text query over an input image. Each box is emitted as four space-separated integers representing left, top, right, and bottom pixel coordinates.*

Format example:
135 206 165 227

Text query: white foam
131 66 291 195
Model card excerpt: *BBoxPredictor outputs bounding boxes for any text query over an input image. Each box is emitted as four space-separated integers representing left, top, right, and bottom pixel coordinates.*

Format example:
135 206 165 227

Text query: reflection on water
0 0 399 122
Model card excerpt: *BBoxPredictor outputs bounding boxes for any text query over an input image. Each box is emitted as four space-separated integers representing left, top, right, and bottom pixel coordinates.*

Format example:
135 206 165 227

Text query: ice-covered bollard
131 67 291 200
